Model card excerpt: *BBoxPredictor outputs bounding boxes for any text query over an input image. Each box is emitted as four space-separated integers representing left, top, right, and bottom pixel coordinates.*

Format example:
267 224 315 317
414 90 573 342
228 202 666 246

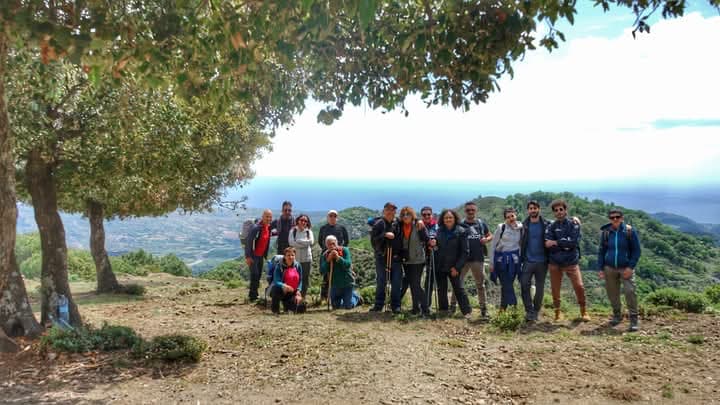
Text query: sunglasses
421 213 432 217
298 219 307 223
609 215 622 220
402 213 412 218
553 207 565 212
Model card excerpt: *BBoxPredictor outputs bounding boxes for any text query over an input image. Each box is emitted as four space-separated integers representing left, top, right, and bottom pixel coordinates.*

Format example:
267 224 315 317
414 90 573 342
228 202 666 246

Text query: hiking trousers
300 261 311 298
603 266 638 317
520 262 547 315
248 255 264 300
450 261 486 309
330 286 361 309
548 263 586 309
432 269 472 315
403 263 428 313
270 285 305 313
374 256 403 310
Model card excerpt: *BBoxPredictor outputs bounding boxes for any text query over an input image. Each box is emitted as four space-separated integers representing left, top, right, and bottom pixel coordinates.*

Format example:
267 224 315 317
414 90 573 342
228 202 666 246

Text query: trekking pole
386 246 392 312
327 259 334 311
431 248 439 312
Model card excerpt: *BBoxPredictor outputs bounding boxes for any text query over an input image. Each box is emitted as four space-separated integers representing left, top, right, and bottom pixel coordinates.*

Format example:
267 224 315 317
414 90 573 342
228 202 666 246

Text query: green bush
67 250 96 281
359 285 376 306
135 334 207 363
224 279 243 289
41 323 141 353
644 288 708 313
110 257 148 276
15 232 41 264
490 307 525 332
122 283 146 296
705 284 720 304
159 254 192 277
200 260 245 282
122 249 157 267
19 252 42 279
686 335 704 345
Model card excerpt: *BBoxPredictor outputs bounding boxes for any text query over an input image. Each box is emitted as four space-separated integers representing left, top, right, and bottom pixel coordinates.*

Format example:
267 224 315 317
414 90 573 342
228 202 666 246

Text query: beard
530 212 539 218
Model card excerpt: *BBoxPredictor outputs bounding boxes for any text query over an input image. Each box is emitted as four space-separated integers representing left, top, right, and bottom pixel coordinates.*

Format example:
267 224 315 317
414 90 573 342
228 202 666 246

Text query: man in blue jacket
598 209 642 331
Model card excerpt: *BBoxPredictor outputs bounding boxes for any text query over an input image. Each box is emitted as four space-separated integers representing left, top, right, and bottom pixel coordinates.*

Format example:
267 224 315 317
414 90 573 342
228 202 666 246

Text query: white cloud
253 12 720 182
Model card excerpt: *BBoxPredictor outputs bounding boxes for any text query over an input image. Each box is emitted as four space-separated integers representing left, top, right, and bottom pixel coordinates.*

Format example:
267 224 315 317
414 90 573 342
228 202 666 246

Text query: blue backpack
266 255 284 284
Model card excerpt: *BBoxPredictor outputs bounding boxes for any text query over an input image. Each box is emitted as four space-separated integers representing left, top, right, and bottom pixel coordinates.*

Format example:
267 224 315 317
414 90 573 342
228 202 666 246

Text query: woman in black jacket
432 209 472 317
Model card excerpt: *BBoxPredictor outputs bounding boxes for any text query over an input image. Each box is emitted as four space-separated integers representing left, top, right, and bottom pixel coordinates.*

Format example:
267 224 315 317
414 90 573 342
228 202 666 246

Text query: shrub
122 283 146 296
110 257 148 276
200 260 245 282
705 284 720 304
15 232 41 264
490 307 525 332
159 254 192 277
19 252 42 279
41 323 141 353
224 279 243 289
135 334 207 363
686 335 704 345
359 286 376 306
644 288 708 313
122 249 157 267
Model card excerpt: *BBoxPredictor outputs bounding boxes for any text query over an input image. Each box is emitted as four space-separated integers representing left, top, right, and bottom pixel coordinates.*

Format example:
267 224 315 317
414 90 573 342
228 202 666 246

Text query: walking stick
430 248 439 312
327 259 334 311
386 246 392 312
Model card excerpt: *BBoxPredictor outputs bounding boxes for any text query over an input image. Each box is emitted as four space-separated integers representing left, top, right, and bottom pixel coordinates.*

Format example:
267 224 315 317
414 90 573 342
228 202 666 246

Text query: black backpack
602 225 633 249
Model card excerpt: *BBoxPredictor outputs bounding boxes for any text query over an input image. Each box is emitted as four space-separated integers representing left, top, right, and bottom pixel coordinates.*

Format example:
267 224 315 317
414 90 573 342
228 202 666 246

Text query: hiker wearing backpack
398 206 431 316
289 214 314 298
318 210 350 301
598 209 642 331
489 208 523 312
271 201 295 254
545 199 590 322
369 202 404 313
433 209 472 318
269 247 305 314
519 200 552 322
399 206 435 308
244 209 273 302
320 235 362 309
451 201 492 320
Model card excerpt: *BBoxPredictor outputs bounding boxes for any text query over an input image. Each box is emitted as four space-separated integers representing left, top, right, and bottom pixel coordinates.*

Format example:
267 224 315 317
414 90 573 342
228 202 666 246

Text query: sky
251 3 720 183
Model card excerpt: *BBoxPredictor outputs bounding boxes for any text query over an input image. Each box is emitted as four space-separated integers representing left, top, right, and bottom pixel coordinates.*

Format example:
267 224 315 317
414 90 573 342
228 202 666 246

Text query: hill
652 212 720 245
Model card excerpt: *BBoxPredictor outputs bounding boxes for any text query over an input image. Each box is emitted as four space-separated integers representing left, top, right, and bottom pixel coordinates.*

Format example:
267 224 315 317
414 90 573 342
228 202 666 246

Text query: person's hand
294 293 302 306
450 268 459 278
385 232 395 239
489 266 494 273
545 240 557 248
416 221 425 230
245 257 253 267
282 284 294 294
623 267 633 280
328 250 339 261
271 229 278 236
571 216 582 225
429 239 437 247
599 271 605 280
480 237 488 244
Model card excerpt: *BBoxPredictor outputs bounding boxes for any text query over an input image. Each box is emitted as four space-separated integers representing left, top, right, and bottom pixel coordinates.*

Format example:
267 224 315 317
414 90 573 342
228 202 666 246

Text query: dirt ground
2 273 719 404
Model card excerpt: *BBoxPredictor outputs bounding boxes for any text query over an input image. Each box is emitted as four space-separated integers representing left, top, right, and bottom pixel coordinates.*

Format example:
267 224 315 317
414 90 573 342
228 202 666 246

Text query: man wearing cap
369 202 404 313
318 210 350 300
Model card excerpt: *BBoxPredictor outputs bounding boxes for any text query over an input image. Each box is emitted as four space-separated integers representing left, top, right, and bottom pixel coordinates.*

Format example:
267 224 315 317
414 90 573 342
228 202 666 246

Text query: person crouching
321 235 362 309
270 247 305 314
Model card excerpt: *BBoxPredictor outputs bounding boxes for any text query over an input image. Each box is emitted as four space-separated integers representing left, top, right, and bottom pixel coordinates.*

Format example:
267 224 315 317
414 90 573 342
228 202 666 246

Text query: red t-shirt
283 266 300 291
253 224 270 257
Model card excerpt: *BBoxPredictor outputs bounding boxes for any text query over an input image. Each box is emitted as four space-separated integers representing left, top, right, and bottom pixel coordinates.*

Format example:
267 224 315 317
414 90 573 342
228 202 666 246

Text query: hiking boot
609 312 622 326
525 311 534 322
554 309 563 321
533 310 541 321
356 295 364 306
392 307 402 315
448 304 457 314
368 306 383 313
479 307 489 322
628 316 639 332
463 312 473 321
580 307 591 322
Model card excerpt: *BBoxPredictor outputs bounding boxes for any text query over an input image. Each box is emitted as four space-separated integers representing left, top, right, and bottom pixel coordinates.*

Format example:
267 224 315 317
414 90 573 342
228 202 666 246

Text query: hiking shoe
554 309 563 322
532 310 540 321
448 304 457 314
463 313 473 320
580 307 591 322
392 307 402 315
628 317 639 332
356 295 364 306
479 308 490 322
368 306 383 312
610 313 622 326
525 312 534 322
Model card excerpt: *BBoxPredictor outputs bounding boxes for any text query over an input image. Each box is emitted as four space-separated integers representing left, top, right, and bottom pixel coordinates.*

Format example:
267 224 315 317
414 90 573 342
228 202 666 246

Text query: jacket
271 216 295 253
435 225 467 273
371 217 402 259
520 216 551 263
273 260 303 293
318 224 350 248
399 220 429 265
244 223 271 259
545 218 581 266
598 222 641 269
288 226 314 263
319 247 354 289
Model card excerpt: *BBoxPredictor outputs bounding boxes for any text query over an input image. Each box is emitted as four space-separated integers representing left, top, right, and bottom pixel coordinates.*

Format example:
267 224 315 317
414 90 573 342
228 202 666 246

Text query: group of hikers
243 198 642 331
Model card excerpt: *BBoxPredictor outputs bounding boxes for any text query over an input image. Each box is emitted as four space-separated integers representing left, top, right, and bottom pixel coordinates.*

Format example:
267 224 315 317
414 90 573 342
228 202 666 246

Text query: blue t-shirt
526 221 546 263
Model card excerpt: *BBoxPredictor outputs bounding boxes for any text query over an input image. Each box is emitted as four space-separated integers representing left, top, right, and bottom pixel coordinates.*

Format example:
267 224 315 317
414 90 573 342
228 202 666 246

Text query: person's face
609 213 623 228
421 210 432 224
527 205 540 218
401 211 413 224
262 211 273 224
284 251 296 264
383 207 396 220
553 205 567 220
443 212 455 228
464 205 477 219
505 211 517 224
297 217 308 229
326 239 338 250
327 213 338 225
282 205 292 218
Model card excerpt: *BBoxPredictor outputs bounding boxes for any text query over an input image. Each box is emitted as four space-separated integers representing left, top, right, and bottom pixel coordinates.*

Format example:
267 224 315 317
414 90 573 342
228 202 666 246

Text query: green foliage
122 249 157 268
224 280 244 289
122 284 146 296
67 249 96 281
135 334 207 363
705 284 720 304
359 286 376 306
644 288 708 313
19 252 42 279
686 335 705 345
490 307 525 332
109 256 148 276
200 259 247 282
159 254 191 277
15 232 40 264
40 323 141 353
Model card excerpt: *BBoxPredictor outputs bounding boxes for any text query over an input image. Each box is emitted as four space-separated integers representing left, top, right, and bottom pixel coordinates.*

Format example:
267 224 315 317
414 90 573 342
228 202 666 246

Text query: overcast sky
252 5 720 183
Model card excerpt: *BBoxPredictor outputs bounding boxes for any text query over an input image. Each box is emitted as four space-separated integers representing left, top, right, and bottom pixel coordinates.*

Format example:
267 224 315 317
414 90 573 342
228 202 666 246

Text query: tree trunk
88 200 120 293
0 31 43 342
26 148 81 326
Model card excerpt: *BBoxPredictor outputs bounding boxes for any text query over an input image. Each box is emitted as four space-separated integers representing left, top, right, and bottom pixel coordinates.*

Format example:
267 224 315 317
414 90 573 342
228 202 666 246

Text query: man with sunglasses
450 201 492 319
318 210 350 301
545 199 589 322
598 209 642 331
271 201 295 255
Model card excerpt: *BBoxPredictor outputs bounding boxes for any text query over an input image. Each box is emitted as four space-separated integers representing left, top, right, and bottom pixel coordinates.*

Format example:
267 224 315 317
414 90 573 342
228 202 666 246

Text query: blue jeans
249 255 264 300
331 286 360 309
520 262 547 315
374 255 403 309
495 251 520 309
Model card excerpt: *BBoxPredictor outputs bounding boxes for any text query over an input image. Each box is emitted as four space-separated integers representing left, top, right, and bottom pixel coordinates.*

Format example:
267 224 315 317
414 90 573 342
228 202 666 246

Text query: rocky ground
1 273 719 404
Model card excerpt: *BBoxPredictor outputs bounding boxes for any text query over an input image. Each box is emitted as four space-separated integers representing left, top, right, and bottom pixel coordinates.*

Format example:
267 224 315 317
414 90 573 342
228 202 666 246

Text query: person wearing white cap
318 210 350 301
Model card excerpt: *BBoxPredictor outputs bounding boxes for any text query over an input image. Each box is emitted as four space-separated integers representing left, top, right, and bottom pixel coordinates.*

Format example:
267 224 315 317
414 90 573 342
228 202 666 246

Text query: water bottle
57 294 69 324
